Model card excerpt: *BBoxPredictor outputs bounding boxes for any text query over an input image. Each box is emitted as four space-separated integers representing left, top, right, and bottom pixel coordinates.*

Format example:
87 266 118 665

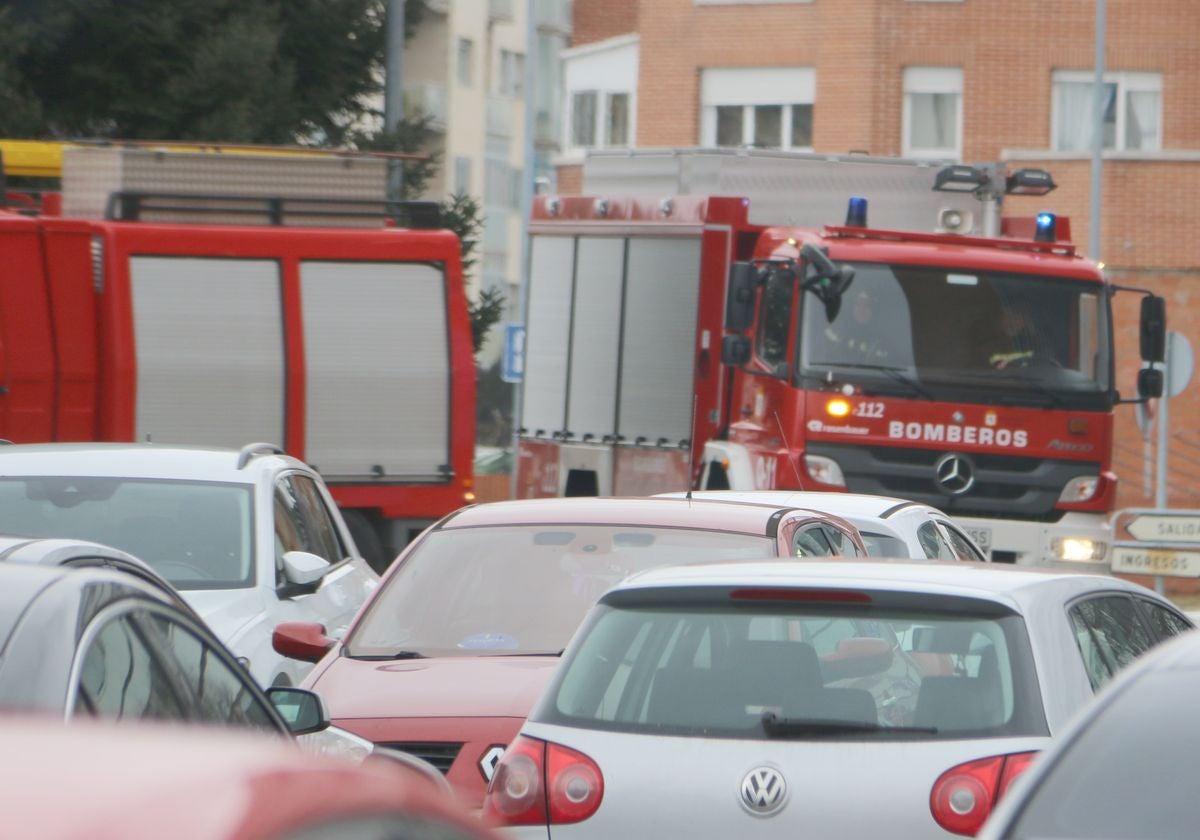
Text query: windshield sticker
889 421 1028 448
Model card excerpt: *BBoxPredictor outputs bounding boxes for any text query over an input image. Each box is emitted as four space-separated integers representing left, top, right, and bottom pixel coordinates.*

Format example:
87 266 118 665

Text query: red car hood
310 654 560 720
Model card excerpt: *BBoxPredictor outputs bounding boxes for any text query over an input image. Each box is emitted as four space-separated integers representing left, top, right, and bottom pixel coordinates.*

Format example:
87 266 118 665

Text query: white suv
0 442 378 687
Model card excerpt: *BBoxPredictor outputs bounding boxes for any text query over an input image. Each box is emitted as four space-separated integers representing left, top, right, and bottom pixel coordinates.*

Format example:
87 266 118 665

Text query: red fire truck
0 142 476 566
515 149 1165 568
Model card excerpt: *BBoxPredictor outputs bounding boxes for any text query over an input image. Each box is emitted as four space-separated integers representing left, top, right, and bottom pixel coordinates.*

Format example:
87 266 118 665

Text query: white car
656 490 989 560
0 442 378 687
486 560 1191 838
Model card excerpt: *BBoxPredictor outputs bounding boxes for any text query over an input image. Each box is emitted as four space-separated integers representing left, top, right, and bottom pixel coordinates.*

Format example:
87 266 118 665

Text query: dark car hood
311 653 560 720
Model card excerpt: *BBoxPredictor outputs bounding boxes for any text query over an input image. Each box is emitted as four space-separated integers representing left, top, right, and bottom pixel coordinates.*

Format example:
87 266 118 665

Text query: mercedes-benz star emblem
934 452 975 495
739 767 788 816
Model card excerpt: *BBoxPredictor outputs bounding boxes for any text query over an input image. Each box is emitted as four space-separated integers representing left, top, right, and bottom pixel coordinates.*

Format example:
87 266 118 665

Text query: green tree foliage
0 0 391 144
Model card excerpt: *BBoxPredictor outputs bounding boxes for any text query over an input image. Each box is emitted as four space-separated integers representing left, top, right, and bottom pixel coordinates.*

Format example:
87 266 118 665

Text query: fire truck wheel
342 508 390 575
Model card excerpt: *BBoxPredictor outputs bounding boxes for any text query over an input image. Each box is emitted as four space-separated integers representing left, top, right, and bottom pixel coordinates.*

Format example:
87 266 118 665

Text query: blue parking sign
502 323 525 383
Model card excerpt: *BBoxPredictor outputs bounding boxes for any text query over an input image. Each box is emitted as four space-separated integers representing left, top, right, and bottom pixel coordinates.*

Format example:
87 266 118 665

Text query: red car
275 497 866 810
0 715 496 840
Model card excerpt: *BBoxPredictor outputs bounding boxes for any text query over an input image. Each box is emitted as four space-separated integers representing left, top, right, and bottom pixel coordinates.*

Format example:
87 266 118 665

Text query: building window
902 66 962 160
1051 71 1161 152
457 38 474 86
454 157 472 195
571 90 598 148
499 49 524 97
700 67 815 150
606 93 630 146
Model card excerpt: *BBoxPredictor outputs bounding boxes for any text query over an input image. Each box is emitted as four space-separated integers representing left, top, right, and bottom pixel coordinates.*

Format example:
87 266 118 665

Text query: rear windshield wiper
347 649 427 661
761 711 937 738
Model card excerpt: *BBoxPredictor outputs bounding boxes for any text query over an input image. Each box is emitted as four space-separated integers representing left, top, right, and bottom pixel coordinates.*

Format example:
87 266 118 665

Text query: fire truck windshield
798 263 1112 410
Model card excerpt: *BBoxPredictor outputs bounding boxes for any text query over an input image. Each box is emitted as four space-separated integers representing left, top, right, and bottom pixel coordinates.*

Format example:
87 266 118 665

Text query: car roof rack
237 442 285 470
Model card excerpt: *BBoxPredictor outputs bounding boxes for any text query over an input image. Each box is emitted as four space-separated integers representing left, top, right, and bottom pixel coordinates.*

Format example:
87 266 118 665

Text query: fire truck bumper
953 511 1113 571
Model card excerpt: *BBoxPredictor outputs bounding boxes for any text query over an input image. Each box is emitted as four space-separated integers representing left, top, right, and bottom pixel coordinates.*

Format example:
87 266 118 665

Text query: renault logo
935 453 975 495
739 766 787 816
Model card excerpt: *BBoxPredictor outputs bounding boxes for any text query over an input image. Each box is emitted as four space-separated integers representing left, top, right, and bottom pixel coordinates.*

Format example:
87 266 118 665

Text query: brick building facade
559 0 1200 526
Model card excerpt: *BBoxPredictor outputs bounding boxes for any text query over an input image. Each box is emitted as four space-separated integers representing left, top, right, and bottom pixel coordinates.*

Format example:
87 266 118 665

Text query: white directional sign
1112 509 1200 578
1111 546 1200 578
1126 514 1200 543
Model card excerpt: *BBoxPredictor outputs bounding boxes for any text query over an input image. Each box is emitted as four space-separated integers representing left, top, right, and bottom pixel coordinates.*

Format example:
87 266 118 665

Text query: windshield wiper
348 649 427 661
809 362 936 401
952 372 1069 408
761 711 937 738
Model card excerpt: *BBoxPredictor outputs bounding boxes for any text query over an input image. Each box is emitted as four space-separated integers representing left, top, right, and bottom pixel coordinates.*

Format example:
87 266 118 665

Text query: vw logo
935 452 976 495
739 766 788 816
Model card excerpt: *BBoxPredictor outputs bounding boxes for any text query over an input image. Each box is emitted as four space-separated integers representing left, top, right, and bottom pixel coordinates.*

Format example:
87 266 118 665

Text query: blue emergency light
845 196 868 227
1034 212 1057 242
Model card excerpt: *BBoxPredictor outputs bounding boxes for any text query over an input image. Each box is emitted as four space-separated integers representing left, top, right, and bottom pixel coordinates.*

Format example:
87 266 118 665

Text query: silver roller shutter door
131 256 286 447
521 236 575 437
618 238 702 445
301 261 449 480
567 237 624 441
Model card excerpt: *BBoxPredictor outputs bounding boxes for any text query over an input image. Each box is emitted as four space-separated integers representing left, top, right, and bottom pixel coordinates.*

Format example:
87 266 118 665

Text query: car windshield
344 525 778 658
799 264 1111 410
1006 669 1199 839
0 477 253 590
539 592 1044 740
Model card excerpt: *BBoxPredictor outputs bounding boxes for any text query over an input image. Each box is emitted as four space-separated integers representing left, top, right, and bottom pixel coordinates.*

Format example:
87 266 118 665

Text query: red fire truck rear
515 149 1165 568
0 141 476 567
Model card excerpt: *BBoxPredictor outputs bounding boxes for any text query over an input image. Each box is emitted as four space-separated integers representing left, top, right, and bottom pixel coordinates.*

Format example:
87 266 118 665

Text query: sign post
1111 509 1200 579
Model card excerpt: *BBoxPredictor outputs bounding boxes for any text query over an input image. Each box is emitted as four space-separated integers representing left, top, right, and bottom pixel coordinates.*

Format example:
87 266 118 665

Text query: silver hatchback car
485 561 1191 838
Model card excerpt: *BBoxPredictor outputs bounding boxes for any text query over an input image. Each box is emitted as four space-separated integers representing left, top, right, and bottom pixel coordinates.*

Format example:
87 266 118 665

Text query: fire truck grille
807 443 1101 522
374 741 463 774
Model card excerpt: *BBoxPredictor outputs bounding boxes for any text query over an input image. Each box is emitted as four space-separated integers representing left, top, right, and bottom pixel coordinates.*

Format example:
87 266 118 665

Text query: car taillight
929 751 1038 837
547 739 604 823
483 736 604 827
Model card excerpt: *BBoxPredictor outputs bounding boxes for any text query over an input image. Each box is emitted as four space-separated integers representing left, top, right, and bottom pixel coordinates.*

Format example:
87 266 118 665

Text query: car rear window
344 526 778 658
540 588 1045 740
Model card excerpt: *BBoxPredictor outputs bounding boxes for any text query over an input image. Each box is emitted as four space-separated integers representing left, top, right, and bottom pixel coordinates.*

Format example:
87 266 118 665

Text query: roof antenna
775 411 804 487
685 395 698 502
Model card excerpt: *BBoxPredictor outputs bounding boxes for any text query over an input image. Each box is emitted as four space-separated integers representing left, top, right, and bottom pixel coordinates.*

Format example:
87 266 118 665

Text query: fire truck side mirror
1139 295 1166 363
721 335 752 367
726 262 758 331
1138 367 1164 400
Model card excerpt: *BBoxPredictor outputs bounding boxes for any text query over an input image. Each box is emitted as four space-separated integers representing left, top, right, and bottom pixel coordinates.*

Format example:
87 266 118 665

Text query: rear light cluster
483 735 604 826
930 751 1037 836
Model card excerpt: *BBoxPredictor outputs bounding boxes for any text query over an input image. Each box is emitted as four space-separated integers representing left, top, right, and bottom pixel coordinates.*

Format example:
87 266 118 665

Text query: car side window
1136 598 1192 640
275 474 345 568
756 266 793 371
1068 595 1155 691
939 523 986 562
142 612 279 731
793 526 834 557
916 522 956 560
75 612 188 721
822 526 863 557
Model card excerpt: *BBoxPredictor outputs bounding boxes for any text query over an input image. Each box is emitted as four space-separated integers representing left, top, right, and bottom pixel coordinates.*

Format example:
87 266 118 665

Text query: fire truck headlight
1058 476 1100 503
804 455 846 488
1052 537 1107 562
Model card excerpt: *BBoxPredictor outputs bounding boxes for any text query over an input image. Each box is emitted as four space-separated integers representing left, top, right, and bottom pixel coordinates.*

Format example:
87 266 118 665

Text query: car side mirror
273 620 336 663
282 550 330 586
266 686 330 736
